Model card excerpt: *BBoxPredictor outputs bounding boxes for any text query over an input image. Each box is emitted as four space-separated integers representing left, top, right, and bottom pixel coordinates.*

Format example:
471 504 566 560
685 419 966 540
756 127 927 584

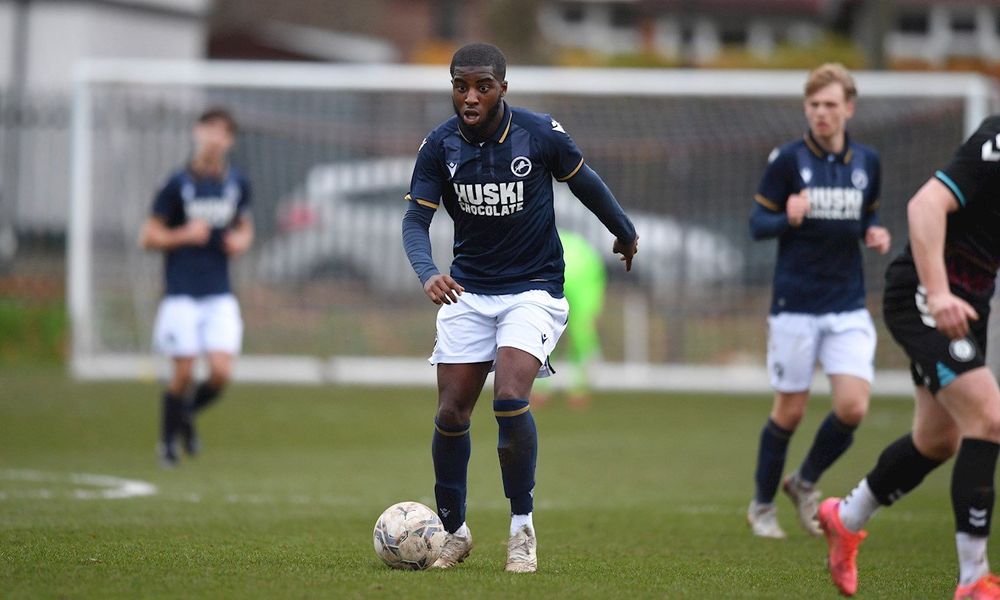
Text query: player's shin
432 419 472 533
754 418 792 504
494 398 537 517
159 391 184 463
952 438 999 585
861 433 943 520
799 411 857 484
192 381 221 413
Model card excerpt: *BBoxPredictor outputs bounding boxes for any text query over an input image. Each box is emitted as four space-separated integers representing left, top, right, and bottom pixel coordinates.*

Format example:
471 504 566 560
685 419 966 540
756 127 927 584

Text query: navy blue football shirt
751 131 882 315
151 167 252 297
407 102 586 296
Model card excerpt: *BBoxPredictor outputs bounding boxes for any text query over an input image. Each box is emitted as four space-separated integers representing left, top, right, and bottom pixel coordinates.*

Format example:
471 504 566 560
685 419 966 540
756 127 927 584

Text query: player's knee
915 431 959 462
980 415 1000 444
170 371 195 393
436 404 473 427
834 400 868 427
771 403 805 430
208 369 231 390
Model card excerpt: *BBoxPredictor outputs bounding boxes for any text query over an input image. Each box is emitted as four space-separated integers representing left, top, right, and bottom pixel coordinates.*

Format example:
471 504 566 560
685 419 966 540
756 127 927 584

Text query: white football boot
432 525 473 569
747 500 786 539
505 524 537 573
782 473 822 537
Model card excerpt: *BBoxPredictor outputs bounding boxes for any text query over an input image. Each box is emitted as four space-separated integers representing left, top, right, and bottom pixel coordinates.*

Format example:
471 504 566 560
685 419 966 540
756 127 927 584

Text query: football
373 501 447 570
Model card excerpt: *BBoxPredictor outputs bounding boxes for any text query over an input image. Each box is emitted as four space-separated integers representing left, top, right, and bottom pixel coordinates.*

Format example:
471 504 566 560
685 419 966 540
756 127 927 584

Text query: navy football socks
798 411 857 484
160 391 184 463
494 398 537 515
754 418 792 504
192 382 221 413
432 419 472 533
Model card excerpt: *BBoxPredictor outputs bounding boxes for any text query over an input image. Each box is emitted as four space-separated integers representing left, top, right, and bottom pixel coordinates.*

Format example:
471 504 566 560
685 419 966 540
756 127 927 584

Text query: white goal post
67 59 1000 394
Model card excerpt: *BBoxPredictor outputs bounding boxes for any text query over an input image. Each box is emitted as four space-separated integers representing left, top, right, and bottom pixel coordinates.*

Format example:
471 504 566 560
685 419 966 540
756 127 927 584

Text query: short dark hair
450 43 507 81
197 106 238 134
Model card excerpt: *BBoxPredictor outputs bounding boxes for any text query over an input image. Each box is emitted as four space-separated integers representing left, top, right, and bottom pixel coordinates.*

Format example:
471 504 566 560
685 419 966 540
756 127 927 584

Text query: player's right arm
401 135 464 305
139 216 210 251
138 177 210 251
908 119 1000 338
749 147 800 239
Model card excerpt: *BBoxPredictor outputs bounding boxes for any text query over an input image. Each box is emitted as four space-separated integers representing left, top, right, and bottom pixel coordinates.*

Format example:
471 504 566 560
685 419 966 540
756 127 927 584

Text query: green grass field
0 367 962 598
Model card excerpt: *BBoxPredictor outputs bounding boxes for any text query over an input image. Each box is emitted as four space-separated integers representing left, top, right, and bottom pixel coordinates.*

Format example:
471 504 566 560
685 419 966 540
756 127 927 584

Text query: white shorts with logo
766 308 876 392
429 290 570 378
153 294 243 357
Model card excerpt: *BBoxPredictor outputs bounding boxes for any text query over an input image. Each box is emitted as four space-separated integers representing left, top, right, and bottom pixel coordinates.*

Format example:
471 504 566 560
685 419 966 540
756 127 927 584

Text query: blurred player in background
531 230 607 409
139 107 253 467
818 117 1000 598
402 43 638 573
747 64 891 539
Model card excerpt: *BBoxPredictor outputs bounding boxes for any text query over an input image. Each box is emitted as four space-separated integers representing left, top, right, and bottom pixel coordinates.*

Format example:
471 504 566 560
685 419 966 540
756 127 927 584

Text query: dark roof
637 0 838 16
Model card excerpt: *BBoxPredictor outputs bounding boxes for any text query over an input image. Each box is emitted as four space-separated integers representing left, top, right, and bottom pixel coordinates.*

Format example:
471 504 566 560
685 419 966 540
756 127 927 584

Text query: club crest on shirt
800 167 812 184
851 168 869 190
949 339 976 362
510 156 532 177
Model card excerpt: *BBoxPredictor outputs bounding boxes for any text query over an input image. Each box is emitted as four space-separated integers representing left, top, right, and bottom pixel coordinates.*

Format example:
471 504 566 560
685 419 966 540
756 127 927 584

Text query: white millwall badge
510 156 532 177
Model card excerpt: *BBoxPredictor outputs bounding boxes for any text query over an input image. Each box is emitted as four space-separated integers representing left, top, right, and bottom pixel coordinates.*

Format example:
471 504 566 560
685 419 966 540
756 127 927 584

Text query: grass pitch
0 367 959 598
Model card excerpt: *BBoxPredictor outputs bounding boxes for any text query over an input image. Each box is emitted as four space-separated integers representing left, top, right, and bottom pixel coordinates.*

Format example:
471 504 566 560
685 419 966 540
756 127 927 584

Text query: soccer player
747 64 891 539
139 107 253 467
531 230 607 409
817 117 1000 598
401 43 638 573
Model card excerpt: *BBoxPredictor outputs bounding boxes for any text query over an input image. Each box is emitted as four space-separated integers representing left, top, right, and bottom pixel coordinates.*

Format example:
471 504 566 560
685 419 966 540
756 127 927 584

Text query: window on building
435 0 459 40
896 10 929 34
720 26 747 46
610 3 636 29
681 23 694 46
951 10 976 33
562 1 584 24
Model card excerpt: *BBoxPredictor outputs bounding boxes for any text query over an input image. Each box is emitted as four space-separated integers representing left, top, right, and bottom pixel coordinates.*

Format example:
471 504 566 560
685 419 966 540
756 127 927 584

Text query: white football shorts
766 308 876 392
153 294 243 357
429 289 569 378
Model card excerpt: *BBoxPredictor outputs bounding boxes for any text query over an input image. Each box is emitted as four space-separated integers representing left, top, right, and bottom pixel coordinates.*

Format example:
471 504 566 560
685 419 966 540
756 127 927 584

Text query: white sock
839 478 881 532
957 532 989 586
510 513 533 537
455 522 470 538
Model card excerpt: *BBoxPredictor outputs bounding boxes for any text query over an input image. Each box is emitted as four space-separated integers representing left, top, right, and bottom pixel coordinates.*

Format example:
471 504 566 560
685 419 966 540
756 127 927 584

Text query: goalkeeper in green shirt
532 230 607 408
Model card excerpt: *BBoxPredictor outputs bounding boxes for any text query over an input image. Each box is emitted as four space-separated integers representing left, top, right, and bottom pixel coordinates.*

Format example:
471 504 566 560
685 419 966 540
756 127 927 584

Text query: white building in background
887 1 1000 66
537 0 833 65
0 0 210 92
537 0 1000 67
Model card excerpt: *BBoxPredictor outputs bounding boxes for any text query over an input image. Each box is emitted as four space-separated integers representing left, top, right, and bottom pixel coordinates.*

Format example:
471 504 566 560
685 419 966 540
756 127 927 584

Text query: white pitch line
0 469 157 500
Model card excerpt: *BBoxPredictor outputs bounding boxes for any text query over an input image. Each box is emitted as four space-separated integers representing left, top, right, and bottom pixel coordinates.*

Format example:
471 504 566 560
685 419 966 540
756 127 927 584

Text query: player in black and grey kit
818 117 1000 598
139 108 253 468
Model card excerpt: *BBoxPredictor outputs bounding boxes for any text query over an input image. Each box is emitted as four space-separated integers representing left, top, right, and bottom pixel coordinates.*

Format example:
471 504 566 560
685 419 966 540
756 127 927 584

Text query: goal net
68 60 1000 392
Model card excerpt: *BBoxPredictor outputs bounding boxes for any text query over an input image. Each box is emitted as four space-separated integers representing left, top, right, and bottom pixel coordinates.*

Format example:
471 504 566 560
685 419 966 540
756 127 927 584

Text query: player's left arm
545 117 638 271
861 153 891 254
565 166 638 271
224 214 254 257
224 177 254 257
